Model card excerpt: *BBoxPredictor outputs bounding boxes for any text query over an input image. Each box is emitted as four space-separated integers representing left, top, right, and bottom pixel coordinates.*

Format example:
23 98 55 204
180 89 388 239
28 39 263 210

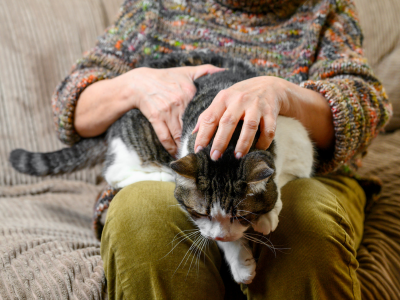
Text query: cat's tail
9 136 107 176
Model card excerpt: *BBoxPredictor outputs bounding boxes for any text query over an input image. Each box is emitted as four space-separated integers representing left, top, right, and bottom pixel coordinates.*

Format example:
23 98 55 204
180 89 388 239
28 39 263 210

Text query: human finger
234 109 261 159
185 64 225 81
194 92 228 153
167 114 183 147
255 114 277 150
152 121 177 157
209 107 243 161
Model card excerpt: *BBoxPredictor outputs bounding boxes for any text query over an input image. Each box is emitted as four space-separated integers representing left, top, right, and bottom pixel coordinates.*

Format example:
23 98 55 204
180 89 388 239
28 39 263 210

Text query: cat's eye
190 210 210 220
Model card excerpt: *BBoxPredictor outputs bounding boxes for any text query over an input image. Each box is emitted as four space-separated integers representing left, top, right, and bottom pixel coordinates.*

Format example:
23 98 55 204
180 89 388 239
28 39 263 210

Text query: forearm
74 77 134 137
281 81 335 151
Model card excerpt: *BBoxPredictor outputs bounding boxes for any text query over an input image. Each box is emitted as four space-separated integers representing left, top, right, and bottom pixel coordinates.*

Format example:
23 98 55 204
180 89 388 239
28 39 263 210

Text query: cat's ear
241 153 274 184
170 153 198 180
246 161 274 184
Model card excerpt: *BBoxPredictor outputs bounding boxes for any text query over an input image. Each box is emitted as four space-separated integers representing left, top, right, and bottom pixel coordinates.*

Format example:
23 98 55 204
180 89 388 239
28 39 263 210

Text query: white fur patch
194 202 248 242
104 138 175 188
175 174 196 189
178 135 190 159
249 180 267 193
217 238 256 284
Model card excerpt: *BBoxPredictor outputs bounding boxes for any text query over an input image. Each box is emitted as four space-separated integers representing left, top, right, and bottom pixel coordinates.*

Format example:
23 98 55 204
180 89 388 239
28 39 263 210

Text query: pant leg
242 175 366 300
101 181 225 300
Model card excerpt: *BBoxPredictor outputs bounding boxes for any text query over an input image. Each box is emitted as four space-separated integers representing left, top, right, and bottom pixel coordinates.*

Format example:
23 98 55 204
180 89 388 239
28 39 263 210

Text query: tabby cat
10 52 314 284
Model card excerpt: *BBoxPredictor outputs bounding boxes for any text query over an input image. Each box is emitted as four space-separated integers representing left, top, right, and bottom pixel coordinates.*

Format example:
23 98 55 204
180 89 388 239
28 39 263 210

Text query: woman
52 0 391 298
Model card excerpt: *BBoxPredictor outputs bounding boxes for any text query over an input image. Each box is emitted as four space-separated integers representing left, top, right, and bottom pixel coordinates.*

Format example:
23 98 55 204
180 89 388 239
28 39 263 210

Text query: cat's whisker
237 210 258 215
169 230 199 246
243 234 277 257
245 233 289 250
240 215 254 225
196 237 207 276
169 231 200 250
174 235 203 278
186 236 203 279
240 240 253 257
161 231 200 261
194 236 206 276
234 198 247 209
245 233 276 252
244 234 291 254
246 233 291 254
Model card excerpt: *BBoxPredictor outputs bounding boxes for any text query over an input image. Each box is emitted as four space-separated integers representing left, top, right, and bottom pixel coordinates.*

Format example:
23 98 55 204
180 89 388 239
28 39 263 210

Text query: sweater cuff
300 79 362 174
51 68 115 145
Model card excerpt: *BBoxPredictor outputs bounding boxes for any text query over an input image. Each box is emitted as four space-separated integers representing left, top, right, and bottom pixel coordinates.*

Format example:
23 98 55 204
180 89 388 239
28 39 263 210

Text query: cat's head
170 148 277 242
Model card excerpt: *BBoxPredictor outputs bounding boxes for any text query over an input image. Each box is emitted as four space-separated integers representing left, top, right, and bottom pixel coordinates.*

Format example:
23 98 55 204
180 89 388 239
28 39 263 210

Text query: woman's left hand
193 76 291 161
193 75 335 161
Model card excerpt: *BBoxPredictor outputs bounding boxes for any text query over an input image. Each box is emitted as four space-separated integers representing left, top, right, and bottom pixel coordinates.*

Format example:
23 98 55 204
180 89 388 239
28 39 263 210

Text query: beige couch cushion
354 0 400 131
0 0 122 186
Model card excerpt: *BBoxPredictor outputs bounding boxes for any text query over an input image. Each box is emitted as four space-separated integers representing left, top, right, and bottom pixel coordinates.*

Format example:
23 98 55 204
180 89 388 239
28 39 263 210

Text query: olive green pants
101 176 365 300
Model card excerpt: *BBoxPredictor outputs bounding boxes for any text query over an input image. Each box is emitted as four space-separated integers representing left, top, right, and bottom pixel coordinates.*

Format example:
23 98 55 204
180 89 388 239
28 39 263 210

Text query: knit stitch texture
52 0 392 174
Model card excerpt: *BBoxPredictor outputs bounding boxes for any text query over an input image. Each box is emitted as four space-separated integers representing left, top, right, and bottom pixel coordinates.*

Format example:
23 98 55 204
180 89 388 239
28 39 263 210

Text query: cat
10 51 314 284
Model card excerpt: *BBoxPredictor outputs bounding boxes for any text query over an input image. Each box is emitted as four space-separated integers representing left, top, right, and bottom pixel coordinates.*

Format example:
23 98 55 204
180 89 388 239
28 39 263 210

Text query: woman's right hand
75 65 223 157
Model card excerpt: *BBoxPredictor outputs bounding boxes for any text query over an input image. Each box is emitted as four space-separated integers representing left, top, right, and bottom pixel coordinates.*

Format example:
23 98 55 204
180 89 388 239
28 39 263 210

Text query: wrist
278 80 302 120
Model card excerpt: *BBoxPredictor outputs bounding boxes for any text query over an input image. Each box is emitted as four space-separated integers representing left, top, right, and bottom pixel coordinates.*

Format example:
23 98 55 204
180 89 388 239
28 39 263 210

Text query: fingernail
235 152 242 159
195 146 204 153
211 150 221 161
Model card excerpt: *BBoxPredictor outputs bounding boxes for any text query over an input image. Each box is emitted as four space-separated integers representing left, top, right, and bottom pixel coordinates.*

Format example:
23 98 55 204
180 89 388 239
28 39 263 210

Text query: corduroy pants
101 176 365 300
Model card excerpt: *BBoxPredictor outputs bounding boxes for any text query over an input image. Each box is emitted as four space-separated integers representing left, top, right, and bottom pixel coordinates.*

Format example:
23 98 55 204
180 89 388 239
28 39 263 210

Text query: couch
0 0 399 299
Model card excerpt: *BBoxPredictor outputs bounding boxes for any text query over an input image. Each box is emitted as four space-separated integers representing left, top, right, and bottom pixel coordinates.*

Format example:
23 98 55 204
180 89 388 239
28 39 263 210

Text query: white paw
231 256 256 284
253 211 279 235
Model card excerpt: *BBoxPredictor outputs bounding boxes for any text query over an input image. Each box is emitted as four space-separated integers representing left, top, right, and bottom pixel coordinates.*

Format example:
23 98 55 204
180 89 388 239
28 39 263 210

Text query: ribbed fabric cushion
354 0 400 131
0 0 122 186
0 180 107 299
357 131 400 300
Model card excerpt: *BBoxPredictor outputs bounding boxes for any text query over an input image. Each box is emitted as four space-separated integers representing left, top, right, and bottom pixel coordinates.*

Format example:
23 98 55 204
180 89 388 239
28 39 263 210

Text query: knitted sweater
52 0 392 174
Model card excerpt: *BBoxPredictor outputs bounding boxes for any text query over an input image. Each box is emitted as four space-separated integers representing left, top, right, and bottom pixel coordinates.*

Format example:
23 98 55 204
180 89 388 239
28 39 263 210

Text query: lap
244 176 365 300
101 181 224 300
102 176 366 300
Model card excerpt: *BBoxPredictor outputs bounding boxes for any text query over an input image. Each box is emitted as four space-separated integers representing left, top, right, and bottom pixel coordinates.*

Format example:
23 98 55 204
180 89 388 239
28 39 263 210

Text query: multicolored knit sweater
52 0 391 238
53 0 391 174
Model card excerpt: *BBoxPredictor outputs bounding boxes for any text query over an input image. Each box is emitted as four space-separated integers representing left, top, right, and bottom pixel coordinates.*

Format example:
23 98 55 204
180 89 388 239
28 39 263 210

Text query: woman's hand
75 65 223 157
193 76 334 160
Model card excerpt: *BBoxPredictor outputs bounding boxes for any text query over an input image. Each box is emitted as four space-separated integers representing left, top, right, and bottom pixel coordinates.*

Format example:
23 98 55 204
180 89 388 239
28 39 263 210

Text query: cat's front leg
253 197 282 235
217 238 256 284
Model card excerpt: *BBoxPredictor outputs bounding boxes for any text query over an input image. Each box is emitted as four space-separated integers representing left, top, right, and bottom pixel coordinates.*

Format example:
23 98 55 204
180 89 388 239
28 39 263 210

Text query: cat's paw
253 211 279 235
231 256 256 284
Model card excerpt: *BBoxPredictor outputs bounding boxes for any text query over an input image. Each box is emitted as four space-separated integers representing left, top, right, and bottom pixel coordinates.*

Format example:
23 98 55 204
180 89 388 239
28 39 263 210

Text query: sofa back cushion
354 0 400 131
0 0 121 186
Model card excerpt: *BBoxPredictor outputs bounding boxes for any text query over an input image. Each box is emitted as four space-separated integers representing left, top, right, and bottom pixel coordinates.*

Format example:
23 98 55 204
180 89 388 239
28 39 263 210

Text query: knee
105 181 178 234
278 178 357 257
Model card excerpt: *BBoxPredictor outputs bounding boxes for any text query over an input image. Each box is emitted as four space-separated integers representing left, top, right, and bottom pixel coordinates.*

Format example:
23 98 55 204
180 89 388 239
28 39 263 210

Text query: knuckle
216 89 228 99
266 129 275 139
220 113 238 126
159 134 172 144
237 93 249 103
149 111 160 121
202 113 218 126
173 131 181 140
184 82 197 92
171 96 182 106
245 119 259 131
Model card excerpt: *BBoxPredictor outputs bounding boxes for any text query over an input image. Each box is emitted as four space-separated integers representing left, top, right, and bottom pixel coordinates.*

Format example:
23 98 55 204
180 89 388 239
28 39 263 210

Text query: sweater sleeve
51 0 157 145
300 0 392 174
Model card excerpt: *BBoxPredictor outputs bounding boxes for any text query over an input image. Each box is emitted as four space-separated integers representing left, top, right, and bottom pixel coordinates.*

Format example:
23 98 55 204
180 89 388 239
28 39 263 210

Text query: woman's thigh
243 175 366 300
101 181 225 300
